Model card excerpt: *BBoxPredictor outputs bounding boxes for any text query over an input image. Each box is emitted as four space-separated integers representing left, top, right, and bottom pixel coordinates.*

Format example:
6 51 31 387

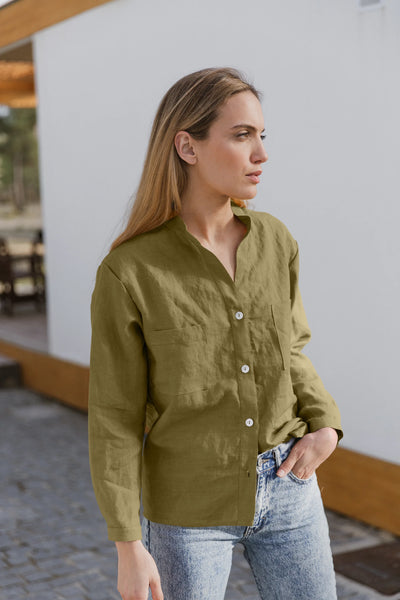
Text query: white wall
33 0 400 464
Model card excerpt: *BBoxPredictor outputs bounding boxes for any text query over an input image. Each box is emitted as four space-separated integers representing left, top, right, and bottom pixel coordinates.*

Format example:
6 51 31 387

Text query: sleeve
88 261 148 541
289 240 343 443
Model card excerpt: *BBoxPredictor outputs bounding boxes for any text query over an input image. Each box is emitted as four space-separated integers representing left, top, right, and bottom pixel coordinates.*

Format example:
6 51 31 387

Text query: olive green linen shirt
88 200 343 542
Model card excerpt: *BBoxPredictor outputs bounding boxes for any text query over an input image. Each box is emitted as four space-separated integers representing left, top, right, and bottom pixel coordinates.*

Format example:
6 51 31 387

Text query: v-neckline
165 201 252 286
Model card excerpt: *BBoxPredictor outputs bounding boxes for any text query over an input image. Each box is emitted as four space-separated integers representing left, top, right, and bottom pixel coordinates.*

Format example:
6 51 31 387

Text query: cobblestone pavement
1 387 399 600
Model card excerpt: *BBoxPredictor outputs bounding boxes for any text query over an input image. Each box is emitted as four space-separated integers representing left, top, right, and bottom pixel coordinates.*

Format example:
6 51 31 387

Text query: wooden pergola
0 55 35 108
0 0 114 107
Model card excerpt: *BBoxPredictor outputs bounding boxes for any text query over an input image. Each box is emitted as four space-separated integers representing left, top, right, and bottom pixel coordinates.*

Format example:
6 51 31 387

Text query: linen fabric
88 200 343 542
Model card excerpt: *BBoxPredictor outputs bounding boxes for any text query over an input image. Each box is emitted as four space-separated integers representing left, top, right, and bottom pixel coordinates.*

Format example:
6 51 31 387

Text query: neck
179 196 237 246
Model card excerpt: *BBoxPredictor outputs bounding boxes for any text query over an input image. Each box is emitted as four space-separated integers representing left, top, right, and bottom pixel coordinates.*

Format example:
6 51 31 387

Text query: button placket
228 299 259 507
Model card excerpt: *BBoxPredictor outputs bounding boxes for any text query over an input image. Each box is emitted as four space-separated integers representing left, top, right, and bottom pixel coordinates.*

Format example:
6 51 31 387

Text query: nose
252 139 268 164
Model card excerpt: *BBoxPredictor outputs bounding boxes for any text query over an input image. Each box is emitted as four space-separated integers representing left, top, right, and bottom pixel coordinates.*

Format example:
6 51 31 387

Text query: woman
88 67 343 600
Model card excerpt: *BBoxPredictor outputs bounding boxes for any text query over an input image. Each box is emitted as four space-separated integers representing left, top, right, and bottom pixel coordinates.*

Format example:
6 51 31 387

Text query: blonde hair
110 67 262 251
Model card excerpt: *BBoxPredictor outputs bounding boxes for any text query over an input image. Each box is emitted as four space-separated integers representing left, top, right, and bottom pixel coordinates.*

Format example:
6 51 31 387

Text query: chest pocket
146 323 208 396
271 298 292 371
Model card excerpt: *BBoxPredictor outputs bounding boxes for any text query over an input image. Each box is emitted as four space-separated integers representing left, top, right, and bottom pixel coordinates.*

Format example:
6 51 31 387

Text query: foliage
0 107 40 210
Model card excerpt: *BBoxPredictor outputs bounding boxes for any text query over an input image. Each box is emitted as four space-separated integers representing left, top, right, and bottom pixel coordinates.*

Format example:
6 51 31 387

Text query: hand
116 539 164 600
276 427 338 480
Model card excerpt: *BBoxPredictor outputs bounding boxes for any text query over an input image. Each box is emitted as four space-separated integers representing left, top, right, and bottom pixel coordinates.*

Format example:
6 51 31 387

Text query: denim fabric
141 437 337 600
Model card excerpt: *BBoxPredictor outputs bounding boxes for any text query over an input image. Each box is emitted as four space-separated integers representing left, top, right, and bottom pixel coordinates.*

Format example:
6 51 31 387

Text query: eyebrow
230 123 266 133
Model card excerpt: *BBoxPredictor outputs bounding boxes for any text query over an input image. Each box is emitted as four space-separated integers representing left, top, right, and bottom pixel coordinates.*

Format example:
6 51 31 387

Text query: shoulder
242 204 298 257
98 221 169 282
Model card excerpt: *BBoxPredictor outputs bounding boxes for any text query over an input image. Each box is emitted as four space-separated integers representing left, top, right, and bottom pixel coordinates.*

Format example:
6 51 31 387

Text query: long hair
110 67 262 251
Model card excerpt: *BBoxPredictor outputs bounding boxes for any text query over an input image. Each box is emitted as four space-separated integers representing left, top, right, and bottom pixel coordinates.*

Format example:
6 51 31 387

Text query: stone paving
1 386 399 600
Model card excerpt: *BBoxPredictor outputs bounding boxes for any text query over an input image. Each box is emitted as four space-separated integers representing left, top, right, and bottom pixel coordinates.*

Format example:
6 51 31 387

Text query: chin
239 188 258 200
229 187 257 201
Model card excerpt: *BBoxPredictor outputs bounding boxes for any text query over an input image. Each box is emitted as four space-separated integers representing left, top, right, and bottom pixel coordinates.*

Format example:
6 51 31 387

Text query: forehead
213 91 264 129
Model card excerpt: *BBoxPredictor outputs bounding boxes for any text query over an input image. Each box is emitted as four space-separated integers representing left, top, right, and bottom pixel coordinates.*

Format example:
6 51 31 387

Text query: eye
236 131 267 141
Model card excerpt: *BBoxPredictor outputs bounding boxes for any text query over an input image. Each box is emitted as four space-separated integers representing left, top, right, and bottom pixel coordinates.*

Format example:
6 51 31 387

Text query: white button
245 418 254 427
235 311 244 320
241 364 250 373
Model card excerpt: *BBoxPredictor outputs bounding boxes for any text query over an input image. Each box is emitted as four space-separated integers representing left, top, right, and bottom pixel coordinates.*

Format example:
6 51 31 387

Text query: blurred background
0 0 399 598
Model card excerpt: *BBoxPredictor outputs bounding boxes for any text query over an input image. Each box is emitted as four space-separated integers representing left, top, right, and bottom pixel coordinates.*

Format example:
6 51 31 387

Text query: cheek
214 145 244 173
198 142 245 187
203 148 230 178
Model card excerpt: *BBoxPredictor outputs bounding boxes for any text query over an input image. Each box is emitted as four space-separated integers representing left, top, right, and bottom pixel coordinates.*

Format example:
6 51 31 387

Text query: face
177 90 268 202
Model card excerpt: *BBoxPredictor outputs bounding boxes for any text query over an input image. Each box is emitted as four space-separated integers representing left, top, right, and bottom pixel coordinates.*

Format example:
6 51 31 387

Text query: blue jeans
141 437 337 600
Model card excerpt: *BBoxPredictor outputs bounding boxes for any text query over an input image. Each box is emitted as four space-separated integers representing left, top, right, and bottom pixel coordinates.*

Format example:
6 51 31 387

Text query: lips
246 170 262 183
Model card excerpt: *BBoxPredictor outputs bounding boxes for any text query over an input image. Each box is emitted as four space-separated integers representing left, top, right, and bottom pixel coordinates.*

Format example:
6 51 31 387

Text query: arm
277 240 343 478
89 261 164 599
289 240 343 442
88 261 147 542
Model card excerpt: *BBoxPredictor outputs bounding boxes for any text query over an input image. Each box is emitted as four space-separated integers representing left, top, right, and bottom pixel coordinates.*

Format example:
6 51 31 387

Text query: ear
174 131 197 165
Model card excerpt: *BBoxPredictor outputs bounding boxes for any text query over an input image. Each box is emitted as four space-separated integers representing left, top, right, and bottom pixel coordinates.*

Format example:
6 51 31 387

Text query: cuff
307 418 344 445
107 523 143 542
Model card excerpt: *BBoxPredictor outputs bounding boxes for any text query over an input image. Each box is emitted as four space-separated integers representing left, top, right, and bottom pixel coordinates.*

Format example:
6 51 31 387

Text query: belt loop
272 446 279 466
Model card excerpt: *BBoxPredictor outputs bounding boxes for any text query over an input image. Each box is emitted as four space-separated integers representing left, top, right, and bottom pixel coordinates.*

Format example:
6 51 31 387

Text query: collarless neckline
164 201 252 286
164 201 252 239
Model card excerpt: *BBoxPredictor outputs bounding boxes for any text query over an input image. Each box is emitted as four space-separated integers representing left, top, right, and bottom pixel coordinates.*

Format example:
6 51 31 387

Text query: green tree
0 107 40 212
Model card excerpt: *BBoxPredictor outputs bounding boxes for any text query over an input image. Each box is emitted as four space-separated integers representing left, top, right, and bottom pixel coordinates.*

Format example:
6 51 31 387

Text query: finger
276 449 299 477
150 577 164 600
292 463 316 479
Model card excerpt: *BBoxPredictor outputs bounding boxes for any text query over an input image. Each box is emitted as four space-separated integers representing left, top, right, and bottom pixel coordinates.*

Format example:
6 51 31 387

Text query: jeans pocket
287 470 316 484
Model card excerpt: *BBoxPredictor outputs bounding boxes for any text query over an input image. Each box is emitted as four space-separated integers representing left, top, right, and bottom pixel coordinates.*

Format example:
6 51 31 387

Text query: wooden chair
0 231 46 316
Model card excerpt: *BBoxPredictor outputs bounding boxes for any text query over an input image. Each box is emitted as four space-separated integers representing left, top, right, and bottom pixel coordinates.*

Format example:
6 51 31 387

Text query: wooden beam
0 40 33 61
317 446 400 536
0 0 115 49
0 59 36 106
0 77 34 95
0 338 89 412
0 90 35 107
